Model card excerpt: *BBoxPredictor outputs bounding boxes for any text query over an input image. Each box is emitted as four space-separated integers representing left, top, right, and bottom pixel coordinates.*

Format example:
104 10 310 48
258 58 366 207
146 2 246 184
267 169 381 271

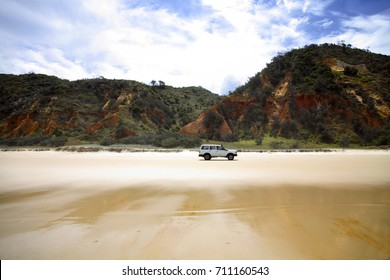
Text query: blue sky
0 0 389 94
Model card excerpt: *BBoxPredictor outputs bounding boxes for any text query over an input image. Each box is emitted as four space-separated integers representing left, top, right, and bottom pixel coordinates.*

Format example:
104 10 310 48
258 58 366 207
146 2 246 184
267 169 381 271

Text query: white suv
198 144 238 160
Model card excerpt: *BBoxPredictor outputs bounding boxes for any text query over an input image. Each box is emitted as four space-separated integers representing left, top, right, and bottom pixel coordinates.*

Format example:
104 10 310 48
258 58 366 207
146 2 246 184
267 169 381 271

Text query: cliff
181 43 390 145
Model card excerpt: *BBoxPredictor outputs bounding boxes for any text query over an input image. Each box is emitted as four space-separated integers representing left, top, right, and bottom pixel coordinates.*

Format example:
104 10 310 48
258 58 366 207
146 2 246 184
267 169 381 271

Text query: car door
209 145 218 156
216 145 225 157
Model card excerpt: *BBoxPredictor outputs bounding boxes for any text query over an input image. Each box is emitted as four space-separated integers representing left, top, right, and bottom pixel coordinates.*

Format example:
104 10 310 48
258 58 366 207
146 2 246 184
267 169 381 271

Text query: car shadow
198 158 238 162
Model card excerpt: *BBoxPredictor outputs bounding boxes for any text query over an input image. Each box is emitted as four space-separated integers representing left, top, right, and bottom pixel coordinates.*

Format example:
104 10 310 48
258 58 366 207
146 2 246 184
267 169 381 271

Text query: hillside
181 43 390 147
0 74 220 147
1 43 389 149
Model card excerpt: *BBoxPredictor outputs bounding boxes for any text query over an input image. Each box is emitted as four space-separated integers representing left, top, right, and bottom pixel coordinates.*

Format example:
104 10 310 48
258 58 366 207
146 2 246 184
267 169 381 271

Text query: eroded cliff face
1 44 389 145
0 90 135 139
181 45 390 143
0 74 219 142
0 114 40 138
180 108 232 137
180 95 257 138
180 112 207 135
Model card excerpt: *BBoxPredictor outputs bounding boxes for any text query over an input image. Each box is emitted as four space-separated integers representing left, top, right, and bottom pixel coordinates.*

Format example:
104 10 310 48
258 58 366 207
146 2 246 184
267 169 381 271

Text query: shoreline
1 144 389 154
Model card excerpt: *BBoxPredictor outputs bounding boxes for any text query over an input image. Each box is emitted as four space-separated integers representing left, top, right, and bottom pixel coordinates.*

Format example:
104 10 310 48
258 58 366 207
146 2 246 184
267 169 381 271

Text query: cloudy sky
0 0 389 94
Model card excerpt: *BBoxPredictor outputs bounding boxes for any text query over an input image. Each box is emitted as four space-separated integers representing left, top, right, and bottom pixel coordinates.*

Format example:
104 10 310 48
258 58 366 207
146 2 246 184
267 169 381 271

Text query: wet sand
0 150 389 259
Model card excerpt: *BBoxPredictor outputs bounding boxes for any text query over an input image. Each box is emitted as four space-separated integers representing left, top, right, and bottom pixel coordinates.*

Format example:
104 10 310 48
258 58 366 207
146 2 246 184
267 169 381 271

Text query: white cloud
2 47 88 79
0 0 310 93
301 0 334 15
318 12 390 55
276 0 333 15
81 0 309 92
1 0 389 95
314 18 334 28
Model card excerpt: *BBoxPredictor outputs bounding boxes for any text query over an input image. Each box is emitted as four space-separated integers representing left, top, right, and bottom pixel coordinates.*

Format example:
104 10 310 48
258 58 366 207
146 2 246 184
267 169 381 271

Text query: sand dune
0 150 389 259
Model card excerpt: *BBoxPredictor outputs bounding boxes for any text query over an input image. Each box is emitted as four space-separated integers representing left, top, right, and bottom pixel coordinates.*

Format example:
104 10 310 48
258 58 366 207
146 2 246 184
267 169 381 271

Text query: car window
210 146 216 150
201 146 208 150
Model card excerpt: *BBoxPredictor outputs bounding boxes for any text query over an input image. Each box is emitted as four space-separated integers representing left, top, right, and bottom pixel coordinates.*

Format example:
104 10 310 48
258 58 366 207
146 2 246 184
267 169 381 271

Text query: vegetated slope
0 74 220 147
181 43 390 146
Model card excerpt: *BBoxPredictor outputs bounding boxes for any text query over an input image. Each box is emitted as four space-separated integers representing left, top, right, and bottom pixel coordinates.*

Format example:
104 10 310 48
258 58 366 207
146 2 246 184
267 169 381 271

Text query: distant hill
181 43 390 147
0 74 220 147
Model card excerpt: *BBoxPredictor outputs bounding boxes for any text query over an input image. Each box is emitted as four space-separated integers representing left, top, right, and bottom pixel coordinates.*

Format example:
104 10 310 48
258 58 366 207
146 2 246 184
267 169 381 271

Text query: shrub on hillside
161 137 178 148
42 136 68 147
344 66 358 76
0 135 68 147
269 141 284 149
339 137 350 148
202 110 224 140
119 132 201 148
374 135 390 146
100 137 116 146
255 135 263 145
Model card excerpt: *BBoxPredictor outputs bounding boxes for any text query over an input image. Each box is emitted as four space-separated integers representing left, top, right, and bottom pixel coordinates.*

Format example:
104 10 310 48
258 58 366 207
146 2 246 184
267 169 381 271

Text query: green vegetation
0 74 219 148
119 131 201 148
344 66 358 76
0 135 68 147
206 134 369 151
1 43 389 150
210 43 390 147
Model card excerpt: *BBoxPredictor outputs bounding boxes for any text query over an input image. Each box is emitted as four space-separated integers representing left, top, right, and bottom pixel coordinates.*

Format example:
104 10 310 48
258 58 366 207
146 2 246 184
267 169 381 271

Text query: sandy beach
0 150 389 259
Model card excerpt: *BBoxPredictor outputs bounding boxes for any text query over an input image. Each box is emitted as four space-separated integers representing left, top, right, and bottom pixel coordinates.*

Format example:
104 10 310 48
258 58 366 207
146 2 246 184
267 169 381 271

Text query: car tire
227 154 234 160
204 154 211 160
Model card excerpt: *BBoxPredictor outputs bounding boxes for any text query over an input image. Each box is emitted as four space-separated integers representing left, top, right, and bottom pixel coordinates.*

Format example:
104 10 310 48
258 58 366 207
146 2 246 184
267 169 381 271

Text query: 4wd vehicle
198 144 238 160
